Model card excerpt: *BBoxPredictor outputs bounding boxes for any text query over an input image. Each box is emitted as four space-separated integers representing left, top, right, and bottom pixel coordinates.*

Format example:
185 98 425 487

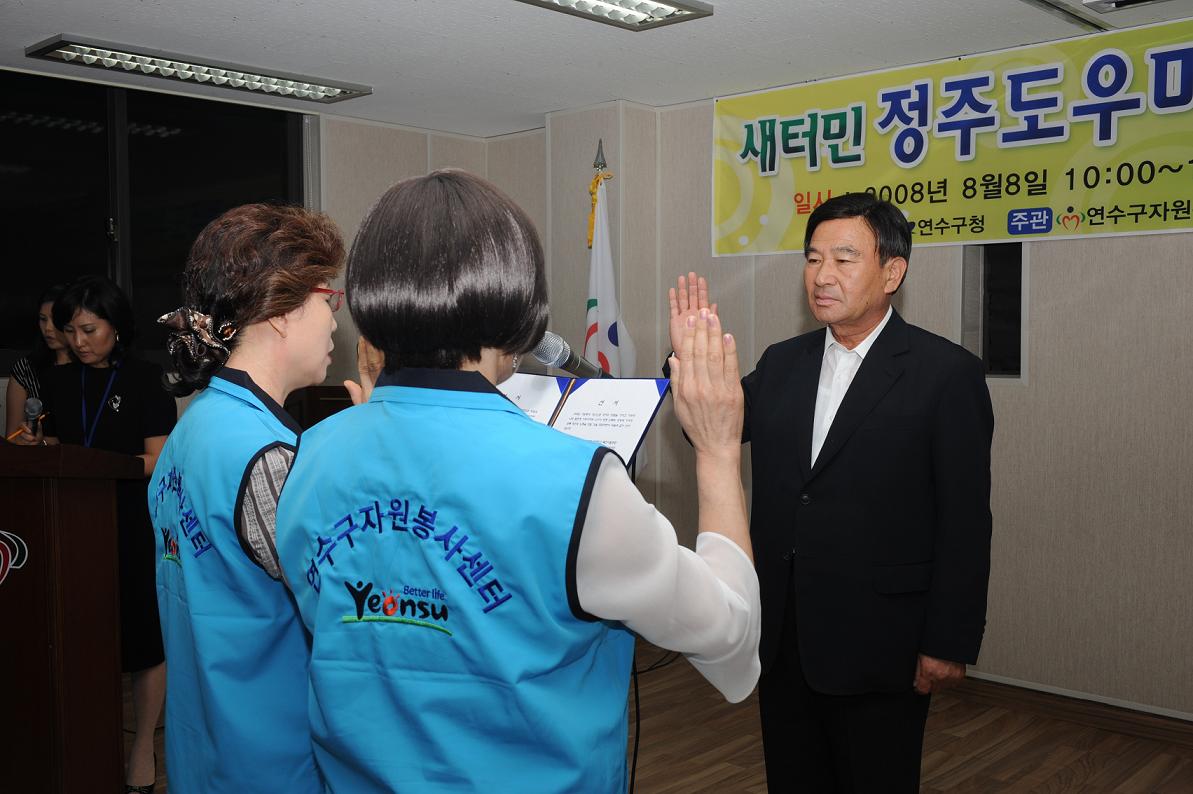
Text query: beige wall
487 131 547 258
319 104 1193 718
977 233 1193 715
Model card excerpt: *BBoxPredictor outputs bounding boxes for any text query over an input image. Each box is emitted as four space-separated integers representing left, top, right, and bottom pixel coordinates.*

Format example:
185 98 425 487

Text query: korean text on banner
713 18 1193 254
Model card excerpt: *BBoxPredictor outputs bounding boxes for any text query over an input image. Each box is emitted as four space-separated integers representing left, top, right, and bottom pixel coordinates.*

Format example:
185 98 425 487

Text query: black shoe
125 752 156 792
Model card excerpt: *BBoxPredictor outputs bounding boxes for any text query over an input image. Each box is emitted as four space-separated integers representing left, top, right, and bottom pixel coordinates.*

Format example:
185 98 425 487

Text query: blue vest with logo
276 369 636 793
150 371 321 794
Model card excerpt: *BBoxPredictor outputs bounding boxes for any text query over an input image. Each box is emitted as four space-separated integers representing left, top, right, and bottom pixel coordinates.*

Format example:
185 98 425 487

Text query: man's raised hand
668 272 717 359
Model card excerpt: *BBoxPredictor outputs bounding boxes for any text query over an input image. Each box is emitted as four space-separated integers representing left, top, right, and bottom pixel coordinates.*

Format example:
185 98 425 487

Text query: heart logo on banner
0 530 29 588
1060 213 1081 231
0 539 11 588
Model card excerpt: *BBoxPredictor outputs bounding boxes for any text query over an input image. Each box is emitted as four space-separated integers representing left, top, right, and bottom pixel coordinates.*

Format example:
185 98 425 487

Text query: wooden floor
125 644 1193 793
626 644 1193 793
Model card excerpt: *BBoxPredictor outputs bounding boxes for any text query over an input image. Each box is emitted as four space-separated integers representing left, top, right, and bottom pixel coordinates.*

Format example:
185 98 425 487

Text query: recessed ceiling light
26 35 371 104
1013 0 1110 31
512 0 712 31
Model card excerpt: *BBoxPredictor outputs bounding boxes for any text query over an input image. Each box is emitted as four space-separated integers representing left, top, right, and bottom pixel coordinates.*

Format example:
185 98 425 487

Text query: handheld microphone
23 397 43 433
531 331 612 379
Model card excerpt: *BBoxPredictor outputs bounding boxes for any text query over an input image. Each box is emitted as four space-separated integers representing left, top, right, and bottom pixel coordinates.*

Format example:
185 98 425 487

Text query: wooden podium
0 443 144 792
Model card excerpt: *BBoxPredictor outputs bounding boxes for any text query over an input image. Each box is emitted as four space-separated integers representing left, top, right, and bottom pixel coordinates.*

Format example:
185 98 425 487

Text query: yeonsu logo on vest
344 580 452 636
159 525 181 565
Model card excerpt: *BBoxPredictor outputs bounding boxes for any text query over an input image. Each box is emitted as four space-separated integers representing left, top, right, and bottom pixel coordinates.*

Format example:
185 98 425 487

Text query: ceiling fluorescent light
1014 0 1110 31
512 0 712 31
25 35 371 104
1083 0 1174 12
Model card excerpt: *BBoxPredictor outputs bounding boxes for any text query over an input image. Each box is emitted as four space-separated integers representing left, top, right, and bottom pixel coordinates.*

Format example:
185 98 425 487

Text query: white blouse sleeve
575 453 761 703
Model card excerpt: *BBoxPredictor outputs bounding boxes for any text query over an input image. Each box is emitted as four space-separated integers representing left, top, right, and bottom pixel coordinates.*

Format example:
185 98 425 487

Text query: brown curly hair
166 203 344 395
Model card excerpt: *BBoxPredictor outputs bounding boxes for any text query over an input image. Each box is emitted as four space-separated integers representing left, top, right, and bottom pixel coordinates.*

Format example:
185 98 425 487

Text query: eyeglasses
311 287 345 311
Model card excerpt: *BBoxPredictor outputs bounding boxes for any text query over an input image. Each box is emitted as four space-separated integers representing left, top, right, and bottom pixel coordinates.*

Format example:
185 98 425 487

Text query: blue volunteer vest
276 368 636 793
150 370 321 794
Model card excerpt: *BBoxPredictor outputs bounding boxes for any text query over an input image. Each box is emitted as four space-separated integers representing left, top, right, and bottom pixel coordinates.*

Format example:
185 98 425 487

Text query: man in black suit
669 193 993 791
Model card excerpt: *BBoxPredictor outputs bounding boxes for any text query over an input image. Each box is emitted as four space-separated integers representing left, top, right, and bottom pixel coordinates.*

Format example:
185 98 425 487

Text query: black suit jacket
744 310 993 695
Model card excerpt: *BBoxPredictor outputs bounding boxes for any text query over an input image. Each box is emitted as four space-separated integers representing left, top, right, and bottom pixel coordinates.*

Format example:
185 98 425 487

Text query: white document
499 372 566 423
498 373 669 463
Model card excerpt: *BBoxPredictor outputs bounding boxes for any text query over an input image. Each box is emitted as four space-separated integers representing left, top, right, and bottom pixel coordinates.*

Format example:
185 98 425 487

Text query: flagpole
588 139 613 249
589 137 634 476
593 138 609 173
585 136 634 378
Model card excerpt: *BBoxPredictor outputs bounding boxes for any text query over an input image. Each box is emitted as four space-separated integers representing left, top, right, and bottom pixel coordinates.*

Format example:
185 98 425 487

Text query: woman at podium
149 204 344 794
274 170 761 793
20 275 177 792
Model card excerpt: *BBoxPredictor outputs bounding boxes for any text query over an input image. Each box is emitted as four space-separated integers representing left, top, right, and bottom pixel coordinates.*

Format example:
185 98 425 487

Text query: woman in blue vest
149 204 347 793
276 170 761 793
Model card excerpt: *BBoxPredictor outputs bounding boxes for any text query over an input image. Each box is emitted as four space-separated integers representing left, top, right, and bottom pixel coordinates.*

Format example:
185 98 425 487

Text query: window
961 242 1024 377
0 70 302 369
126 91 301 354
0 71 110 353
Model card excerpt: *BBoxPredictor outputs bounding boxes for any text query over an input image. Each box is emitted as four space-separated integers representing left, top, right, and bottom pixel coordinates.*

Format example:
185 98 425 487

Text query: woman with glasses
148 204 348 794
5 284 72 437
15 275 178 792
275 170 760 793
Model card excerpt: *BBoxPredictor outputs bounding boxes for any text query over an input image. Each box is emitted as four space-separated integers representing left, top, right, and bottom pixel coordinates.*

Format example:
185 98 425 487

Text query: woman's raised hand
669 309 743 458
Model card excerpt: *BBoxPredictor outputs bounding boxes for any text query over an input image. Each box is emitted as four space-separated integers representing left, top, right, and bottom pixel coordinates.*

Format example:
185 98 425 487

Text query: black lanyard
80 364 119 448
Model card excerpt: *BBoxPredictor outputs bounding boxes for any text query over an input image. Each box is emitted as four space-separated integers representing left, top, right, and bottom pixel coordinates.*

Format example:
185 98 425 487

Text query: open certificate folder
498 373 670 465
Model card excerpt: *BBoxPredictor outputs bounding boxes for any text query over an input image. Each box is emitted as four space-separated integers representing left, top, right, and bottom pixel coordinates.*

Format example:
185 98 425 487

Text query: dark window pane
0 71 110 358
126 92 300 358
983 242 1022 377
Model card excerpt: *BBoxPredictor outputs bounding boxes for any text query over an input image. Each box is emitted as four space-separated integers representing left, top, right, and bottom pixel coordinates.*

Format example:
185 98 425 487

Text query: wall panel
487 131 548 243
896 244 962 342
321 119 429 383
488 130 550 377
429 134 486 175
975 232 1193 714
618 104 663 504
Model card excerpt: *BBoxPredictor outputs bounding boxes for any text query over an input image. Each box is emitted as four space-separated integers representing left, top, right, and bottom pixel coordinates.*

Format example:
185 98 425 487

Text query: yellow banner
713 18 1193 255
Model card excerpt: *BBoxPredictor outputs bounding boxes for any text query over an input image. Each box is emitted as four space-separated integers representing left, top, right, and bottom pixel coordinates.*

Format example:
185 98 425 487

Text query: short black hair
53 275 136 361
804 192 913 266
347 169 548 371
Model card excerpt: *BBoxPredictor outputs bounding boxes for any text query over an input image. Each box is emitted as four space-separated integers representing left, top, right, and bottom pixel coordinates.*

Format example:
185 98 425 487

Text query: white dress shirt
811 306 893 467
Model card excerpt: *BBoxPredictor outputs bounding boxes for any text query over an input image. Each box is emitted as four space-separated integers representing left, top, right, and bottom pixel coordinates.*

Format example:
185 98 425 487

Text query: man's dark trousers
758 574 931 792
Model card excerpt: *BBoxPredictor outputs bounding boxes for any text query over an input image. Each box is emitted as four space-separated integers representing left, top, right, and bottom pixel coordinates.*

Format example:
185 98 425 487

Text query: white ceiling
3 0 1192 137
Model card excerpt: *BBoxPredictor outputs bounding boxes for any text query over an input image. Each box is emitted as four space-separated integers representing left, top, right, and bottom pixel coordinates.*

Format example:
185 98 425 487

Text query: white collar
823 305 894 360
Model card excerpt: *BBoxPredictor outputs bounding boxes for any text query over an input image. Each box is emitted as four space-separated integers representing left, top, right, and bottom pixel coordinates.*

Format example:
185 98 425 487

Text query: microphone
23 397 43 433
531 331 611 379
